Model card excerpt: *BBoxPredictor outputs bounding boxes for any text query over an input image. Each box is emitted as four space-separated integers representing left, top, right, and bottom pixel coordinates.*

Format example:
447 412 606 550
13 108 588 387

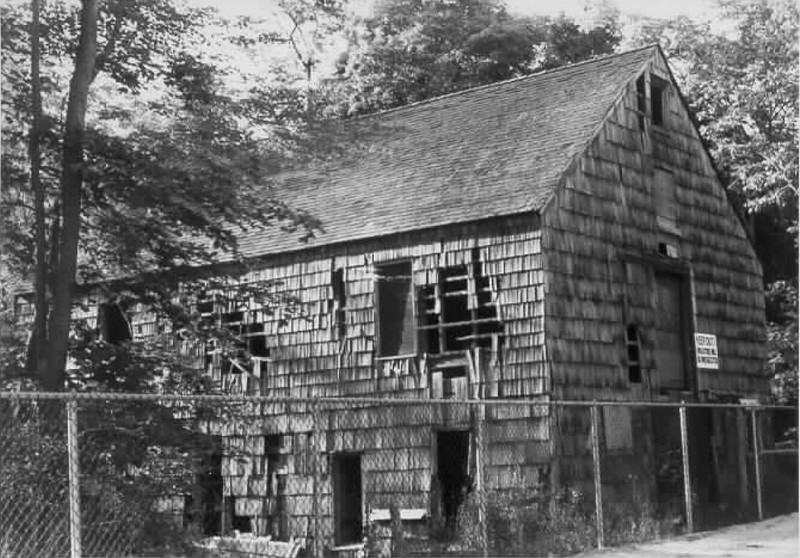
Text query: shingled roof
237 46 658 259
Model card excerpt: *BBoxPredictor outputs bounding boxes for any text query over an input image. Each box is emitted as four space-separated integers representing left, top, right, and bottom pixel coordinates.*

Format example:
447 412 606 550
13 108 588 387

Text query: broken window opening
333 453 363 545
418 252 503 355
99 302 132 344
218 309 270 375
436 430 471 537
375 261 415 357
627 324 642 383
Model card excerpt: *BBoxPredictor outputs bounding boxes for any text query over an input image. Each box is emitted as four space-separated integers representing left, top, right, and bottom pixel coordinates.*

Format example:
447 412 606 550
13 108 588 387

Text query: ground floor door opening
436 430 471 535
653 271 692 394
650 407 720 531
184 442 223 535
333 453 363 546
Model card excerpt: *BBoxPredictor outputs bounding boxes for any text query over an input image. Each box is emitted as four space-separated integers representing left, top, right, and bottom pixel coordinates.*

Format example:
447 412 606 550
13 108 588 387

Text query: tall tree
1 0 327 390
46 0 99 391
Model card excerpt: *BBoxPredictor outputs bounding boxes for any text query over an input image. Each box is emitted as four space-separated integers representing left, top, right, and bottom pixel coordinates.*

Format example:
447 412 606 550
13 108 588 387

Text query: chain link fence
0 392 796 558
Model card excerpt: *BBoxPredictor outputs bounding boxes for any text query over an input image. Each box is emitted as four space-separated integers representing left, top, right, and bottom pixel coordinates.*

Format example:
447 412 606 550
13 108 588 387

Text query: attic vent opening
418 250 503 355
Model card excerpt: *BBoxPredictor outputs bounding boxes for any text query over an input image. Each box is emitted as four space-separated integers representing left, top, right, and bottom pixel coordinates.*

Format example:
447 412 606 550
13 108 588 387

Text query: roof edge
347 44 662 123
537 46 658 215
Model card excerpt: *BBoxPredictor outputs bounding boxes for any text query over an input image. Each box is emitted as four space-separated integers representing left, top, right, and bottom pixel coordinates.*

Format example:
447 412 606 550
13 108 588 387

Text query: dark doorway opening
436 430 471 533
333 453 362 545
265 434 285 539
184 445 223 535
650 408 721 531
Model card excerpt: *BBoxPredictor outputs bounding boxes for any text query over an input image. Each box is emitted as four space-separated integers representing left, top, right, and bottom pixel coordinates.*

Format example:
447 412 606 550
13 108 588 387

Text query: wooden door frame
651 261 698 398
618 251 698 399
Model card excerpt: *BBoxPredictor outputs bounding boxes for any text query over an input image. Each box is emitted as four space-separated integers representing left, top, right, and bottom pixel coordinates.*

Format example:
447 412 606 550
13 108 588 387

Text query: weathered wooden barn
20 45 766 554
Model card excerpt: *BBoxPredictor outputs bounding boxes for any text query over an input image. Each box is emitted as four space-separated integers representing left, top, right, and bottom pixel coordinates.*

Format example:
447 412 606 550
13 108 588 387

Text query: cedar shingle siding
46 46 766 549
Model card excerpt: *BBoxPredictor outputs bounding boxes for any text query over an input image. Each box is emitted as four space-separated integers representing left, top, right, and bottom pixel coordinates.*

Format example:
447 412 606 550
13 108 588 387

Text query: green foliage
766 281 798 405
1 0 338 389
0 397 215 557
452 485 595 556
323 0 621 116
629 0 798 267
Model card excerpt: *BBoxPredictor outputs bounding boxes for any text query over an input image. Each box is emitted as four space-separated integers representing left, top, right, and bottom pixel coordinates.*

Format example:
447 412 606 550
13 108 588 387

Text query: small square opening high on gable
650 75 669 127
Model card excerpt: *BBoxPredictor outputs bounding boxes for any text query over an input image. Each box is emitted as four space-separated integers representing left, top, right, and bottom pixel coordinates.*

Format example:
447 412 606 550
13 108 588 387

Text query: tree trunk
43 0 98 391
26 0 49 378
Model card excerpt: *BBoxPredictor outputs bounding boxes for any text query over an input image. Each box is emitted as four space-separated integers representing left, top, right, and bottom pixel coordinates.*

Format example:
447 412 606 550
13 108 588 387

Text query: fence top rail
0 391 795 410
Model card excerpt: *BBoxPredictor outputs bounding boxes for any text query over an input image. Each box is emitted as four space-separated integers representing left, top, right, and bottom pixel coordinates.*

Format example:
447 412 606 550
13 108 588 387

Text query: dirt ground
575 514 798 558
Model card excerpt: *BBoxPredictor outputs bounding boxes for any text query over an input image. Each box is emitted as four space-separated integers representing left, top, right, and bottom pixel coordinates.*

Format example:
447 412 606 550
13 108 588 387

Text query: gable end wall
541 53 767 402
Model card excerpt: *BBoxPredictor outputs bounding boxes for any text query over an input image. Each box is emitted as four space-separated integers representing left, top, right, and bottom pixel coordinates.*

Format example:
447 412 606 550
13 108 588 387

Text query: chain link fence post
590 404 604 549
750 407 764 521
476 401 488 558
66 396 82 558
311 399 323 558
679 403 693 533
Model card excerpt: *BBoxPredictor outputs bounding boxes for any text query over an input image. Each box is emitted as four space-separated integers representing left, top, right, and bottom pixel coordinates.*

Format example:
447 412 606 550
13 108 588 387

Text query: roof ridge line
348 44 660 122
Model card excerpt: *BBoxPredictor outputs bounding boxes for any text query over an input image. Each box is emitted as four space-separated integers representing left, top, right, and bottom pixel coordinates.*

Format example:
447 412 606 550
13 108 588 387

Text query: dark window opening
100 302 132 344
376 261 415 357
332 268 347 306
331 267 347 338
418 251 503 355
636 75 646 129
657 242 679 258
220 314 269 375
442 365 468 399
651 77 668 126
229 498 252 534
197 297 214 315
222 310 244 324
197 293 218 332
264 435 284 539
333 454 362 545
627 324 642 383
14 294 33 320
245 323 269 358
436 431 471 536
265 434 282 453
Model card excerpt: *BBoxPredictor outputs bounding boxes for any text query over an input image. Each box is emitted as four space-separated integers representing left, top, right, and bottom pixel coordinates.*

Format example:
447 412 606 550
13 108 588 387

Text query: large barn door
653 272 691 394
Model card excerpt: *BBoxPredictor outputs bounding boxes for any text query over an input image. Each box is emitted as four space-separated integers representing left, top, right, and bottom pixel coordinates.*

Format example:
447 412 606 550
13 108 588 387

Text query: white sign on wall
694 333 719 370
